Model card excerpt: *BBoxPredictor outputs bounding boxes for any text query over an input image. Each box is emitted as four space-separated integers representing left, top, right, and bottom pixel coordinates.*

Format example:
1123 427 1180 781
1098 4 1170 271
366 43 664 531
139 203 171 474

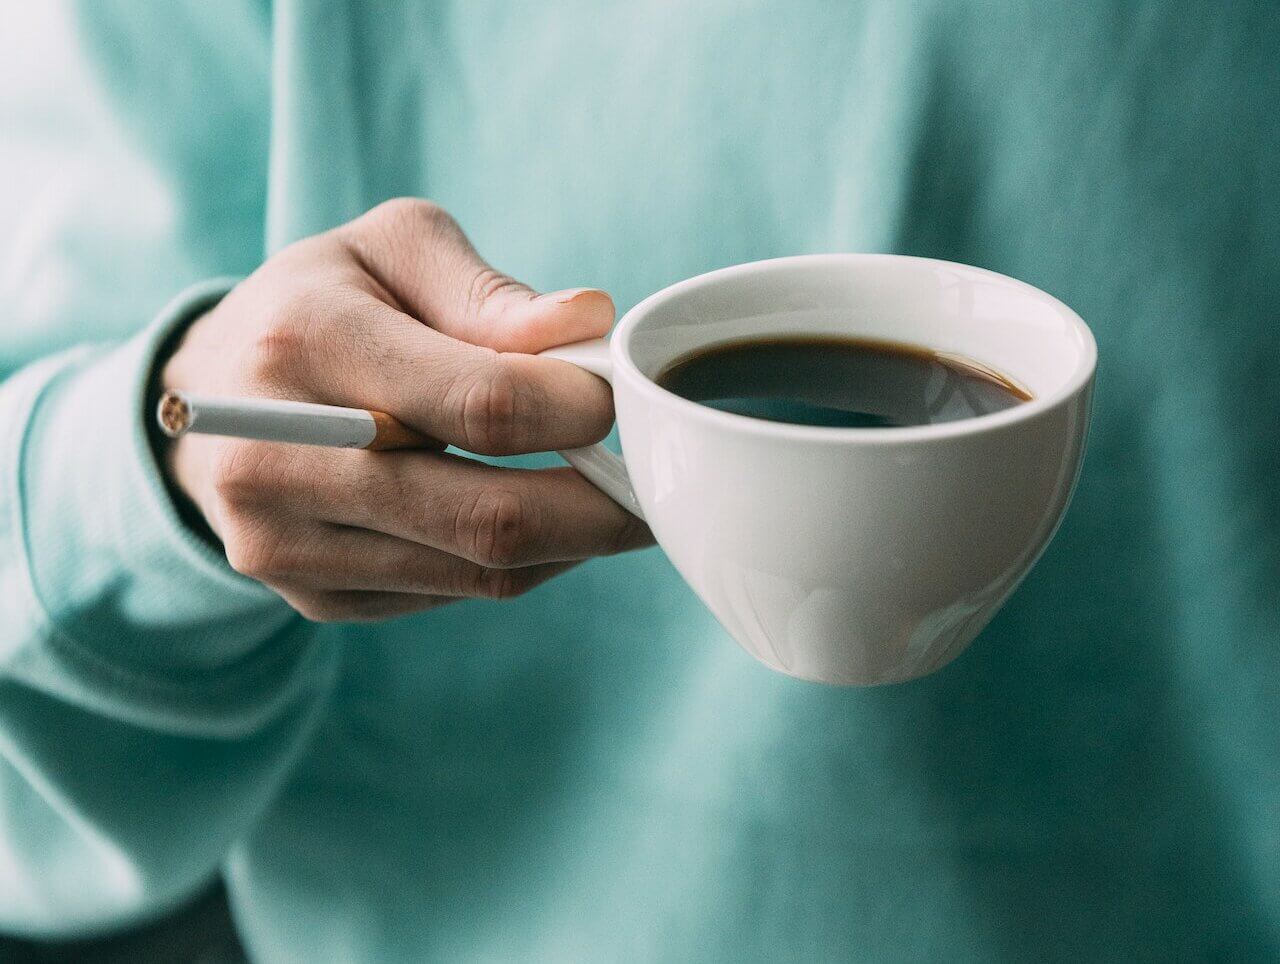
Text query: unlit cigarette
157 391 431 451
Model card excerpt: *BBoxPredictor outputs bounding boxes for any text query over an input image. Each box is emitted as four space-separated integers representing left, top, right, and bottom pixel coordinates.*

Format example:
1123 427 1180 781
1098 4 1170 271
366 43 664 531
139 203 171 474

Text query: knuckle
458 359 521 453
221 517 305 582
462 487 540 568
222 537 256 578
353 198 462 278
209 441 304 513
247 284 357 382
212 449 310 581
245 290 339 383
371 196 452 233
210 441 273 505
247 316 305 381
223 529 282 581
466 266 525 324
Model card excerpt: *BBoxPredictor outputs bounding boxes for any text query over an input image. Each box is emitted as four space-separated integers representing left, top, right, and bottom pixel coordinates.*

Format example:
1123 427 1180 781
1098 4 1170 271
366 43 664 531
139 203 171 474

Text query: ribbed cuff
8 280 334 735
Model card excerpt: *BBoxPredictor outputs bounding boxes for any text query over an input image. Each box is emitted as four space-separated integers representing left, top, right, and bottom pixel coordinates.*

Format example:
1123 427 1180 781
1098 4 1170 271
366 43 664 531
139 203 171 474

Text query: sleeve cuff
8 279 335 734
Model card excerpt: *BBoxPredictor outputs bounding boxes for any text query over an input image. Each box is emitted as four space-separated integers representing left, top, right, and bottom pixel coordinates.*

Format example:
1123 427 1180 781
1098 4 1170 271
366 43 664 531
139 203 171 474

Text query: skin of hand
160 198 653 622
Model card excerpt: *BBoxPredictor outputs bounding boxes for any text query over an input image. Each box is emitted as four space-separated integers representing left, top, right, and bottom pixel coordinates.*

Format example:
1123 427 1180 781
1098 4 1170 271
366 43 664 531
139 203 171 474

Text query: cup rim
611 253 1097 444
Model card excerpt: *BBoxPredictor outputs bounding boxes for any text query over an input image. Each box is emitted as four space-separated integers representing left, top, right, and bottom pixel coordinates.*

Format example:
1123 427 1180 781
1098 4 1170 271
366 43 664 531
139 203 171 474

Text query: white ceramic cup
540 254 1096 685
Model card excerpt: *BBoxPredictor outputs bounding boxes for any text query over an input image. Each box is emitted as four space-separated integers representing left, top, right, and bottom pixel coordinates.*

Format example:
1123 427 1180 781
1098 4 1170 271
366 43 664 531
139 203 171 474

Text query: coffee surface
655 336 1031 428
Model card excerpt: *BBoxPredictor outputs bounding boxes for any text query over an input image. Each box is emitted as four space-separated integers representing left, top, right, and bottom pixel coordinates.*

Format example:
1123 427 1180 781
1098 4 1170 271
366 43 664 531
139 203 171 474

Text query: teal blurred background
1 2 1277 961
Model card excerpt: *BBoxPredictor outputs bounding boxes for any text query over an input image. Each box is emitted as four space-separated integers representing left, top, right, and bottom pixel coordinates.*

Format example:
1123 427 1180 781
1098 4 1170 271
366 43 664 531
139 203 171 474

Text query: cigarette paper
157 391 429 451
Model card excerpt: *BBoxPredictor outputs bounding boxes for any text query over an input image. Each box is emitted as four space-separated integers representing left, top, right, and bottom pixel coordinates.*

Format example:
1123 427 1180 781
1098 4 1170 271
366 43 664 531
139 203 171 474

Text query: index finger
287 288 616 455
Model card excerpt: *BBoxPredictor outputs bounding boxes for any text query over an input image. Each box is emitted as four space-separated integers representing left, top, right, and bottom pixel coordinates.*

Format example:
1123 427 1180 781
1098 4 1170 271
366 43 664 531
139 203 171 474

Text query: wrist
16 278 303 694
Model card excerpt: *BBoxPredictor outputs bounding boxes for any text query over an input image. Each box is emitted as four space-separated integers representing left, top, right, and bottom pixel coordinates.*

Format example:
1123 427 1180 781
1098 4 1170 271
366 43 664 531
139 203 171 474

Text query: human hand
160 198 651 621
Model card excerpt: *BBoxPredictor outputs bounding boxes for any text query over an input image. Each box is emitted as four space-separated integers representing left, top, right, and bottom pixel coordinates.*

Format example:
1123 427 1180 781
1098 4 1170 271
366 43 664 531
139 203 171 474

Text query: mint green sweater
2 2 1277 960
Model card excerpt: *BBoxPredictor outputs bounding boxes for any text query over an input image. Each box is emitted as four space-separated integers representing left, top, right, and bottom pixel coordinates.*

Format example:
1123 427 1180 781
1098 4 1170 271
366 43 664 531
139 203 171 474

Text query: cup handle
538 338 644 519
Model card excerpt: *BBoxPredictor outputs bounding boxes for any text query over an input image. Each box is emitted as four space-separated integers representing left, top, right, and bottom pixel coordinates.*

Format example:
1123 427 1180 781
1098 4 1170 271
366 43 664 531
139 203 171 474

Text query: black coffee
655 336 1031 428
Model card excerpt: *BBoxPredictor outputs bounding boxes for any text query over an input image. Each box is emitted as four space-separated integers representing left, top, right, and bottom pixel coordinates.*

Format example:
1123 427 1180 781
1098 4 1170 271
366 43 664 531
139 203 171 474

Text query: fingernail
537 287 607 305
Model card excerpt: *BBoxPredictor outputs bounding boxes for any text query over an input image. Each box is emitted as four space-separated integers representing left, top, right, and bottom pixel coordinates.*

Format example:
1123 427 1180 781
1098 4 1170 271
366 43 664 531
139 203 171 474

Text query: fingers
207 439 647 623
341 452 654 567
249 286 617 455
224 443 652 568
238 199 619 454
274 526 580 598
162 197 638 620
338 197 615 352
225 513 580 621
274 590 457 624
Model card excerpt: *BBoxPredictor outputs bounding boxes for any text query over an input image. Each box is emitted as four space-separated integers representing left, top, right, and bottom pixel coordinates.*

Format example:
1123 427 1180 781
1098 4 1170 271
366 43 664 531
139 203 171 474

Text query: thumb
459 282 616 354
342 197 615 353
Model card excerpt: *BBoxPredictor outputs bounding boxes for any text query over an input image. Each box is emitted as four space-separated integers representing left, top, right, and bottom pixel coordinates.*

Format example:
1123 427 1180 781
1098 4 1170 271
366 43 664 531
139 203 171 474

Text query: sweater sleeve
0 280 340 939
